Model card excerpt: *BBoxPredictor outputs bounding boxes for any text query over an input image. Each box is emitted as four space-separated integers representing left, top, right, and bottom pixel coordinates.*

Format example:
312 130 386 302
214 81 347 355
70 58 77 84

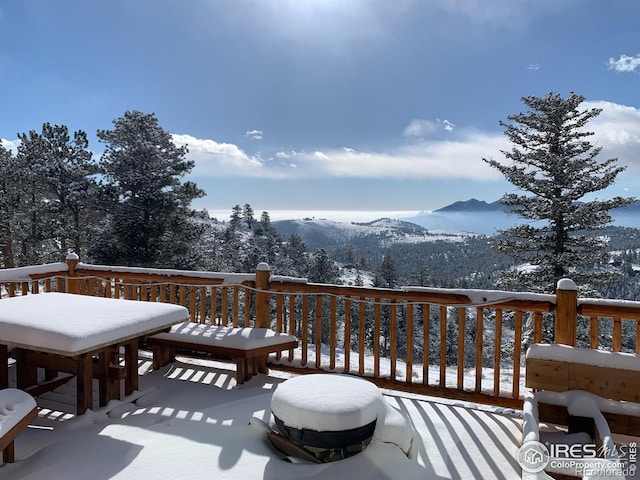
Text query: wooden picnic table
0 293 188 415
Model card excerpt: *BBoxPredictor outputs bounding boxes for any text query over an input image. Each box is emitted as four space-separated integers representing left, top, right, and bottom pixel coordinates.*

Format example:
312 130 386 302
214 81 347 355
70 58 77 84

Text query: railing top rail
404 286 555 310
578 297 640 319
268 279 556 310
403 286 556 304
0 262 68 282
75 263 256 285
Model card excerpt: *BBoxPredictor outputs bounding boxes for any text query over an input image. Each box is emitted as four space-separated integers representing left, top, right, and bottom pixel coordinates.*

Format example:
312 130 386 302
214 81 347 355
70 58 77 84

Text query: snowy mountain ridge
272 217 471 251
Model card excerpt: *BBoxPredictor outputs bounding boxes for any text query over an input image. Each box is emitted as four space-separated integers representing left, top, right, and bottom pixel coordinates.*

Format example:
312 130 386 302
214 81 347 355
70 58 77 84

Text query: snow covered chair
0 388 38 463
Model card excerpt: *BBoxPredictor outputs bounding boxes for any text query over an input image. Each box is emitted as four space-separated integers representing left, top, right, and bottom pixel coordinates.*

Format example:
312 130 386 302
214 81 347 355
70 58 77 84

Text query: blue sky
1 0 639 221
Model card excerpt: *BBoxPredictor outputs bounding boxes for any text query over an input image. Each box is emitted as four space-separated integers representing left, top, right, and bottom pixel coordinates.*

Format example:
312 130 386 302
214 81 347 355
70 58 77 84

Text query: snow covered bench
0 389 38 464
146 322 298 384
524 344 640 479
525 343 640 437
522 391 626 480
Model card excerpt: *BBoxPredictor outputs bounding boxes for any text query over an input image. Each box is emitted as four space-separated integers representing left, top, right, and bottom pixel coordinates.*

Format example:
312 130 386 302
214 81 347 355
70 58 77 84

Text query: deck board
5 352 524 478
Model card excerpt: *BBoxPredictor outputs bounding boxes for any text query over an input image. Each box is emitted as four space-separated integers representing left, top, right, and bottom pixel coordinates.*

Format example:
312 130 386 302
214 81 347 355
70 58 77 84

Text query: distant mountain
615 200 640 213
404 198 640 235
272 217 470 251
270 199 640 242
435 198 504 213
434 198 640 214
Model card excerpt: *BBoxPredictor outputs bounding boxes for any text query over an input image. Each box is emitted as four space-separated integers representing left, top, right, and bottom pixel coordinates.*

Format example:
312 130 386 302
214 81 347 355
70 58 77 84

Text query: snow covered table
270 374 384 462
146 322 298 384
0 293 189 415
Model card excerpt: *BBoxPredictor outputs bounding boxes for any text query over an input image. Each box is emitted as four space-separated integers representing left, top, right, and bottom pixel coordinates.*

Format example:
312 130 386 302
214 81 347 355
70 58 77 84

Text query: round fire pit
270 374 384 462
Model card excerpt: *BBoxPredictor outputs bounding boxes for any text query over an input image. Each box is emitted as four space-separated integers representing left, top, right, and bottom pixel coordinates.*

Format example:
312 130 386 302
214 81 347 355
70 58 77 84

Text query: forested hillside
268 218 640 300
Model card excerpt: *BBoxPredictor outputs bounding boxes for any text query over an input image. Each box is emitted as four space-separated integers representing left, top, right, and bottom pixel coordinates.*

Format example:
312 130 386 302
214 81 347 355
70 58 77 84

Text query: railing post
65 252 80 294
555 278 577 346
255 263 271 329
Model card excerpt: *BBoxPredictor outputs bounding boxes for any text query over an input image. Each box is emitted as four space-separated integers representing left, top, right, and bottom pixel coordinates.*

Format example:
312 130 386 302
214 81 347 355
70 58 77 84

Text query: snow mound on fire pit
271 374 384 432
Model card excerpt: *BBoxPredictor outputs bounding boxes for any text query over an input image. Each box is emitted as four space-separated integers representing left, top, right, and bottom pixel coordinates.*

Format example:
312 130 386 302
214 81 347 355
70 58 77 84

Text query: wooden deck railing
2 255 640 409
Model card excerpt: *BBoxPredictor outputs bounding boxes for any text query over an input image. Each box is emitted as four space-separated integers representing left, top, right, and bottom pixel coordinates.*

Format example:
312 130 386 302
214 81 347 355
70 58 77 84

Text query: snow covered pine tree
483 92 635 293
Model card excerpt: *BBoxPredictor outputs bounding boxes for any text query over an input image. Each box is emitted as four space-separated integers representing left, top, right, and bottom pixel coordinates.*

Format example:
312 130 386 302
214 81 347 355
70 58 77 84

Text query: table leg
98 351 108 407
76 354 93 415
257 355 268 375
124 340 139 395
0 344 8 389
106 349 122 403
15 348 37 390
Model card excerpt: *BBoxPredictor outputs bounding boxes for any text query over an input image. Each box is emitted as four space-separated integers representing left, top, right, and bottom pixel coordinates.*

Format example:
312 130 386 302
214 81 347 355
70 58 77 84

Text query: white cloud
527 63 540 70
172 133 266 176
245 129 263 140
441 119 455 132
585 100 640 171
403 119 438 137
0 138 19 154
403 118 455 137
275 131 508 180
275 151 296 159
607 54 640 73
175 100 640 182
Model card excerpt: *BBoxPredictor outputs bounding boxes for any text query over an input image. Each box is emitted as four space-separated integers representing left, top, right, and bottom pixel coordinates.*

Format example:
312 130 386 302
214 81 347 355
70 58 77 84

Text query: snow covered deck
2 352 524 479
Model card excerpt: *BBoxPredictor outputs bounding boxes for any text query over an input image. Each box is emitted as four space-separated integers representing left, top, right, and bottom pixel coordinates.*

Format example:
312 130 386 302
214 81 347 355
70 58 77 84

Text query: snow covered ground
2 352 523 479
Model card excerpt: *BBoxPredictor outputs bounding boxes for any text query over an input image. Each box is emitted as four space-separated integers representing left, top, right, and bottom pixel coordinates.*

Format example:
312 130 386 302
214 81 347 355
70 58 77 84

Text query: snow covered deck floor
2 353 523 479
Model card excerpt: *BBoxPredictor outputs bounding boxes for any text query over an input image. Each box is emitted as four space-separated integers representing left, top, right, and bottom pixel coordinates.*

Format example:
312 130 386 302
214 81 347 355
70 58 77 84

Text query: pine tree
409 259 432 287
308 249 340 283
22 124 101 259
0 144 21 267
229 205 243 231
377 255 398 288
242 204 256 230
484 92 635 292
255 211 280 265
277 233 308 277
13 130 49 265
91 111 205 268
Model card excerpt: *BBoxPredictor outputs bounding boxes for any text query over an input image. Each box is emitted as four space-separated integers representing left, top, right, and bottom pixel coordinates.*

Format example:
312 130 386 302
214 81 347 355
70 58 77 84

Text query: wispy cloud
182 130 507 180
527 63 540 70
403 118 455 137
245 129 263 140
402 119 438 137
607 54 640 73
176 100 640 181
433 0 577 25
290 133 507 180
441 119 455 132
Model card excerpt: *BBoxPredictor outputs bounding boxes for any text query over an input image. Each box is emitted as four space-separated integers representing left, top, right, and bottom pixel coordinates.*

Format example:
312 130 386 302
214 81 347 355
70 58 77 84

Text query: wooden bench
0 388 38 464
526 343 640 437
146 322 298 384
524 344 640 479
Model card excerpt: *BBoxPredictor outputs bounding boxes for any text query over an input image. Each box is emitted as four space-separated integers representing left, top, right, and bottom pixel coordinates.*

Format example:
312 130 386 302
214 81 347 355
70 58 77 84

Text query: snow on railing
3 256 640 408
